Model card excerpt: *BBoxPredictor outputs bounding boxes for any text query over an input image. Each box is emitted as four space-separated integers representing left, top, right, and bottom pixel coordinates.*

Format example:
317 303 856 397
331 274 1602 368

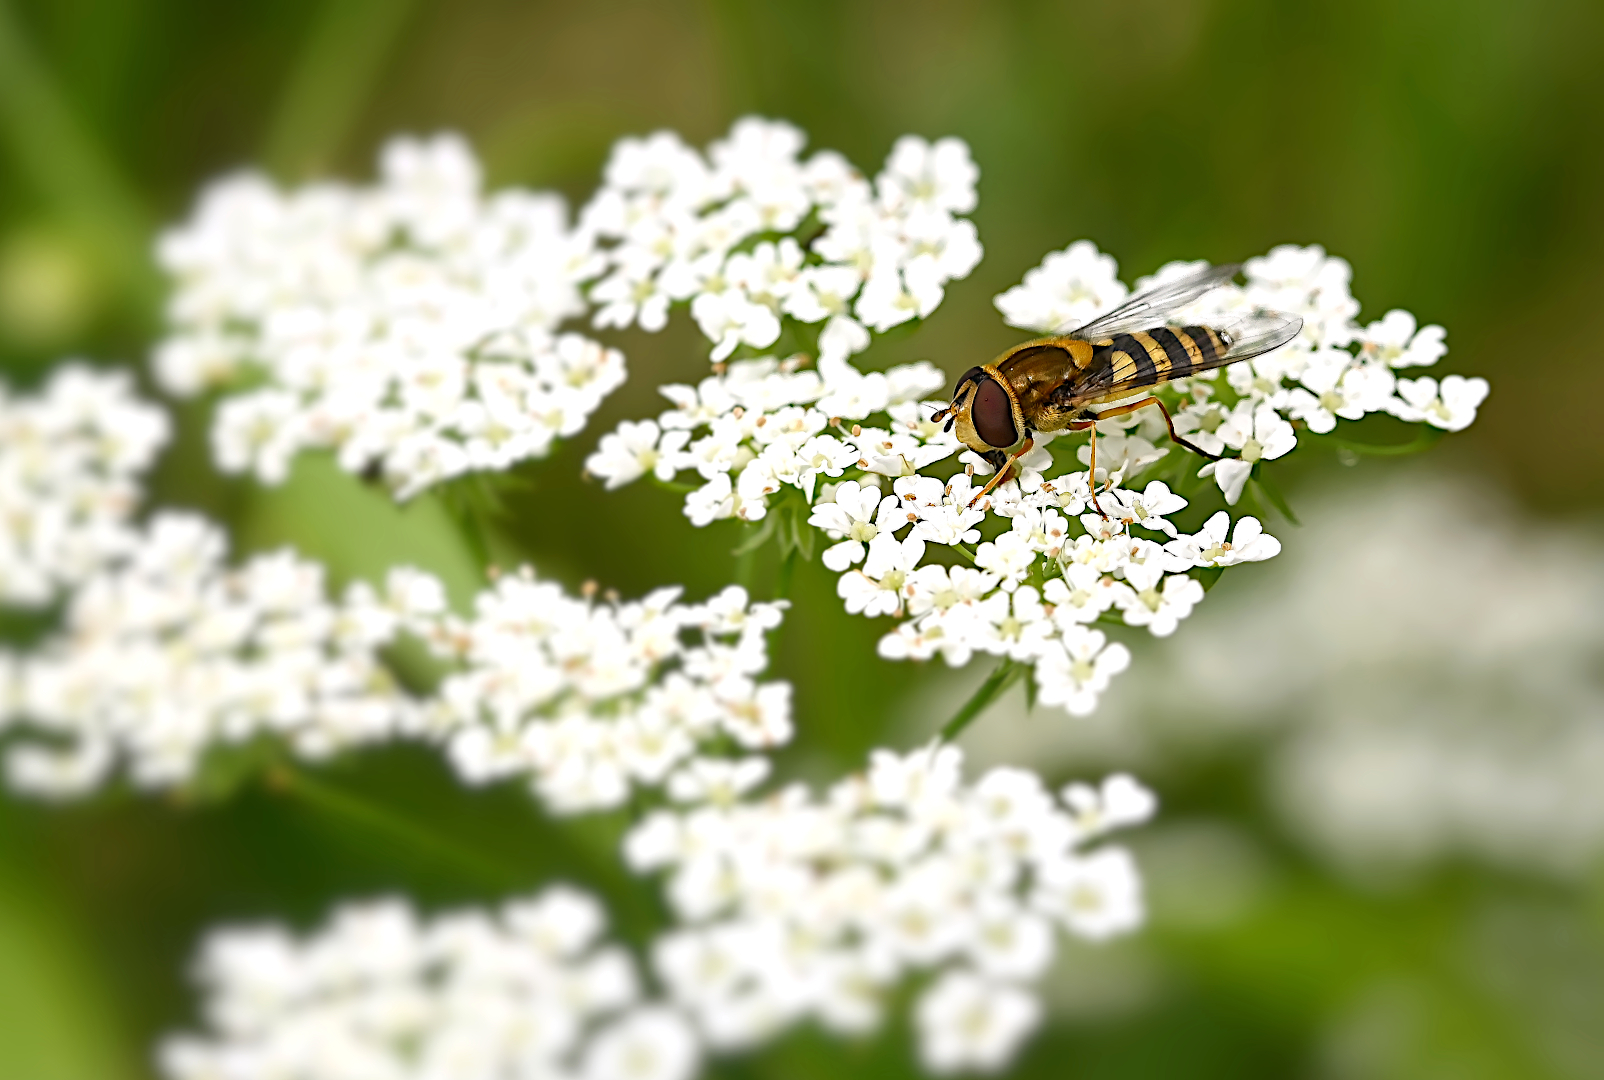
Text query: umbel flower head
630 743 1155 1072
161 887 701 1080
591 226 1487 723
0 365 168 605
0 494 794 816
581 118 982 363
155 134 622 499
0 512 434 796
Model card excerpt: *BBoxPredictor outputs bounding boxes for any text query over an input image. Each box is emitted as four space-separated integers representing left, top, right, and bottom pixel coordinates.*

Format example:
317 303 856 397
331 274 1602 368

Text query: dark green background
1 1 1601 1077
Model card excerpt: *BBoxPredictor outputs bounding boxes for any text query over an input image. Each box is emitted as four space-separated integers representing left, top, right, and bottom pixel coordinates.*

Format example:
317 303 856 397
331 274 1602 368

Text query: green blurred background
2 0 1603 1077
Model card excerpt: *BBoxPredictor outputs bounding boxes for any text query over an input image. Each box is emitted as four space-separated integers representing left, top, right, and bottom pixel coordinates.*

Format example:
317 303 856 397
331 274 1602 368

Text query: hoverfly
932 262 1302 514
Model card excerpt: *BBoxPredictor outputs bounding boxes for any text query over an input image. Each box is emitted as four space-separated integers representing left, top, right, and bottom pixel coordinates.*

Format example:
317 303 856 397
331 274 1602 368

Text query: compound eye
972 377 1018 448
951 366 985 399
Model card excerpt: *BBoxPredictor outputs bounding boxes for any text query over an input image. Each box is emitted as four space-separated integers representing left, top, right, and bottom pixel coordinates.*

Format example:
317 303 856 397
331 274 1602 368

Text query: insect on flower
933 263 1302 514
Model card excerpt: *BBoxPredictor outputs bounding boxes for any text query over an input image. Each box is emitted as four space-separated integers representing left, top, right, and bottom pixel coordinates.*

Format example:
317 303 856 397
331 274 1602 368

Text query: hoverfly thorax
944 364 1027 456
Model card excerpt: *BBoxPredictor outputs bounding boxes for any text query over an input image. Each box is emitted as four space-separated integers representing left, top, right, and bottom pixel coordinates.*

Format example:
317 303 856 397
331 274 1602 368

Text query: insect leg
966 438 1035 509
1089 396 1223 461
1066 418 1108 518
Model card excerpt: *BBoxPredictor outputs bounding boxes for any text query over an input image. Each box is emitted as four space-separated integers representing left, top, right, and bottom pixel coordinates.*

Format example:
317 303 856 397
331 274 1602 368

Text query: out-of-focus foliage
1 0 1601 1077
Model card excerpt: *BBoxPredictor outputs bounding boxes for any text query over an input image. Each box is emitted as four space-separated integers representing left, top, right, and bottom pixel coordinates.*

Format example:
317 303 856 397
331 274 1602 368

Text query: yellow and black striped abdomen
1092 325 1230 390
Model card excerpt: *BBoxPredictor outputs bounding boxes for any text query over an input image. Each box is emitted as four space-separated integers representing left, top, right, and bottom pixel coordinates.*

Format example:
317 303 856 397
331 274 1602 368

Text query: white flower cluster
155 134 623 499
582 117 981 363
585 353 954 512
628 742 1155 1073
997 240 1489 504
589 356 1283 717
0 500 794 813
416 576 792 815
161 887 700 1080
1199 480 1604 881
0 365 168 605
0 513 437 797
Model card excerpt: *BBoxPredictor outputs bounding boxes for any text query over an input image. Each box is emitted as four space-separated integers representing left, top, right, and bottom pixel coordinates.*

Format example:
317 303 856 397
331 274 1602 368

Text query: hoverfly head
947 366 1023 453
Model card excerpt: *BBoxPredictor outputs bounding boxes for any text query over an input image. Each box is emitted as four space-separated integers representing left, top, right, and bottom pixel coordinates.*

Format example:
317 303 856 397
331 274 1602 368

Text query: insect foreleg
966 438 1035 509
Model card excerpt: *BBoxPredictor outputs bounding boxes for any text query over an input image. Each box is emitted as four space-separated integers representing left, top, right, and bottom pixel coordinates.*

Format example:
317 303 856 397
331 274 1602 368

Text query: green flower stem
775 547 799 600
268 765 521 888
937 658 1025 743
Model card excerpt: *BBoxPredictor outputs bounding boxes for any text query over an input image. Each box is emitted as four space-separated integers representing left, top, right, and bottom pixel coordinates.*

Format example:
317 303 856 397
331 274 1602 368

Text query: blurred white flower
983 477 1604 883
421 577 792 814
0 365 168 605
160 887 692 1080
915 970 1042 1074
2 512 431 796
629 742 1151 1067
156 133 620 500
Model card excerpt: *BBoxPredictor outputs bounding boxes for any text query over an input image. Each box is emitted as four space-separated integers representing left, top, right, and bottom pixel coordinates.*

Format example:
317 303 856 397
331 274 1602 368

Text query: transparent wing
1065 308 1304 405
1059 262 1242 340
1212 309 1303 363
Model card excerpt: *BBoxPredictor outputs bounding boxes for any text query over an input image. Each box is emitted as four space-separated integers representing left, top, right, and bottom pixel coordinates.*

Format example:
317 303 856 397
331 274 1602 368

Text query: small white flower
587 419 674 489
1115 563 1204 637
993 239 1127 334
878 135 979 216
810 481 900 571
914 970 1041 1075
839 535 926 617
1061 774 1159 841
690 289 783 362
1360 309 1446 369
974 531 1037 592
1035 848 1145 940
1388 374 1489 432
1165 512 1282 568
1033 627 1131 716
1041 564 1122 625
581 1007 701 1080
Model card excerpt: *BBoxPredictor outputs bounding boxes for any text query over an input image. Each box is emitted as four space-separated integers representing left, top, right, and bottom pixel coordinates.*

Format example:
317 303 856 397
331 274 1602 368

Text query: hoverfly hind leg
1089 395 1223 462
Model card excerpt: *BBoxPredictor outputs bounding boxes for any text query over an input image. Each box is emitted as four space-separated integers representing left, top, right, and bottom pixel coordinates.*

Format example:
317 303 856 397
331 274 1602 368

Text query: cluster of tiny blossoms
415 576 792 815
0 513 437 796
583 117 982 363
0 365 168 605
629 742 1155 1073
155 134 623 499
590 239 1487 717
997 240 1489 504
588 353 1283 717
162 887 700 1080
0 503 794 814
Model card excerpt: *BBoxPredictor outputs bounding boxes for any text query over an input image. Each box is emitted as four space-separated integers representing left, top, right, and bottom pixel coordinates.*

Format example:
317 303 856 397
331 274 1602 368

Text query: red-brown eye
972 377 1018 448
